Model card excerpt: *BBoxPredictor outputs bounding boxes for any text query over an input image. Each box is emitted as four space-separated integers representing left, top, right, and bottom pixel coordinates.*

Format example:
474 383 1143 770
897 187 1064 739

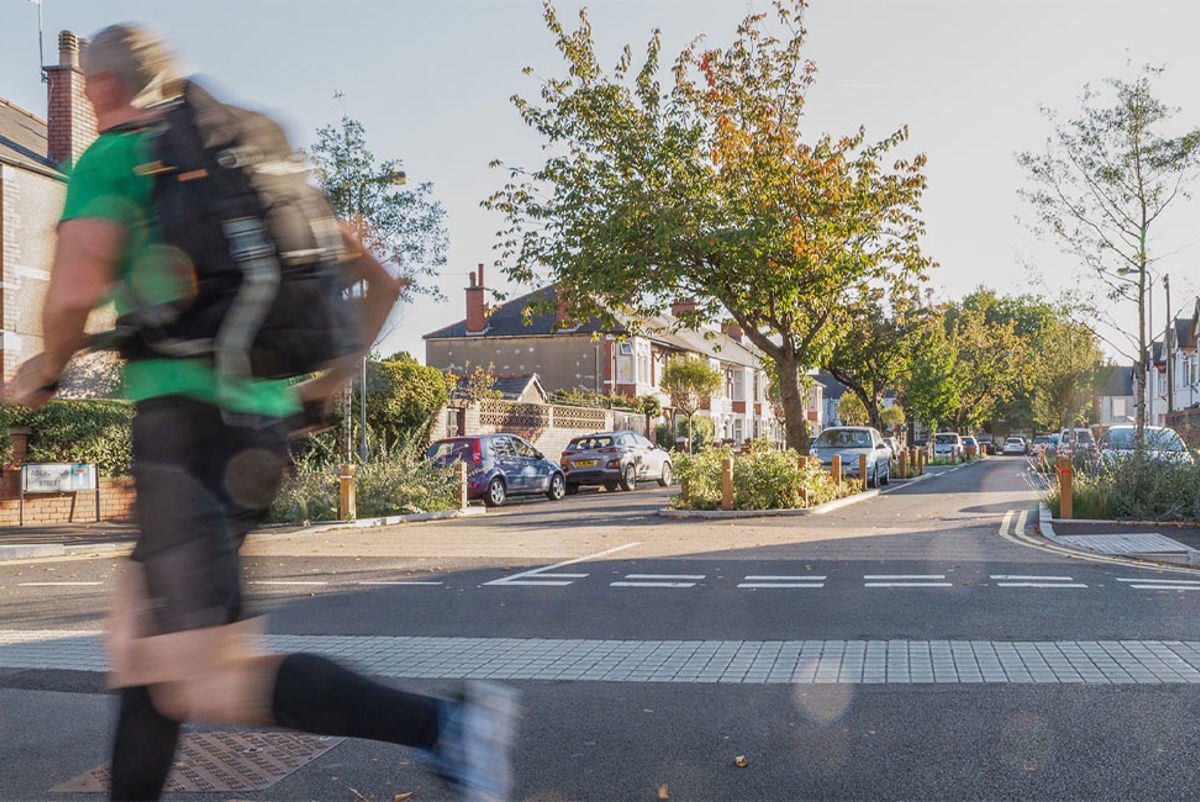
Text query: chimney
555 286 572 328
465 263 487 334
45 30 98 169
671 298 697 318
723 319 743 343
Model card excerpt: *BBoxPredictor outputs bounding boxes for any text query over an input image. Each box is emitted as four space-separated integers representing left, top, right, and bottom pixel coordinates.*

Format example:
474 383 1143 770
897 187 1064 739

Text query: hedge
2 400 134 476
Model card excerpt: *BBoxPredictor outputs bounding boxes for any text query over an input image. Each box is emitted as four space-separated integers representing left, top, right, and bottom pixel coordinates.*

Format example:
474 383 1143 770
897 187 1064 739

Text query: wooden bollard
339 463 357 521
831 454 842 487
899 450 908 479
917 448 925 473
1058 454 1073 519
859 453 869 489
458 461 469 510
721 456 734 510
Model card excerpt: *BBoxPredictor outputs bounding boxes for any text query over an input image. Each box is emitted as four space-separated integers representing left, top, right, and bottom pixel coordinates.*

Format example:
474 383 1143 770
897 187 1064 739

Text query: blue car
426 433 567 507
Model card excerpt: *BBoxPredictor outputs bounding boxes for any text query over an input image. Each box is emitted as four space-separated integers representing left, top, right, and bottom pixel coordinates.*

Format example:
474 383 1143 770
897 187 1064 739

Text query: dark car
560 430 672 493
426 434 566 507
976 434 994 455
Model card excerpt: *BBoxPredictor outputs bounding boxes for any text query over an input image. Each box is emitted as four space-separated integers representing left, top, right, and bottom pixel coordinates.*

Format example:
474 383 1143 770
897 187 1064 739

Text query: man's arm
6 218 123 406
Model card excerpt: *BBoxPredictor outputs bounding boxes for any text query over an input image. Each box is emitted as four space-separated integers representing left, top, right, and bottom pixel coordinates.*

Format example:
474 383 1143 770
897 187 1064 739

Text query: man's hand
5 354 60 409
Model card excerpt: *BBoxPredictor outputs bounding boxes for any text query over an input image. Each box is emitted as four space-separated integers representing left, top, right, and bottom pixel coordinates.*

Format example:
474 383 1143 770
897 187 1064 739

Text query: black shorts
131 396 289 634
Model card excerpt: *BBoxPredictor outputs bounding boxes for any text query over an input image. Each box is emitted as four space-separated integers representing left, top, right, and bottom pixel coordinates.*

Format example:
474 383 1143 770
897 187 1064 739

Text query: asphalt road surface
2 456 1199 801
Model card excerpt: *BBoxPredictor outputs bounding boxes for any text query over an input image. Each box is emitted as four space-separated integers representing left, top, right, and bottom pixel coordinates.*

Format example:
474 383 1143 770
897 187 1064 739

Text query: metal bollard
339 463 357 522
1057 455 1073 519
859 453 868 490
721 456 734 510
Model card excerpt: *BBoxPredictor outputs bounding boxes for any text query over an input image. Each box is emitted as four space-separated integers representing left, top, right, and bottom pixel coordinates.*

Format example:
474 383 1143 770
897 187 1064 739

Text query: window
617 352 634 383
634 434 653 449
732 369 745 401
491 437 516 457
1111 398 1126 419
512 438 537 458
732 418 744 443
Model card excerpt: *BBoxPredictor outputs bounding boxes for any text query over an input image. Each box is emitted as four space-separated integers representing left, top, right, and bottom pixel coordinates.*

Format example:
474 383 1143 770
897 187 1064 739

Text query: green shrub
270 438 458 524
670 441 854 511
676 416 715 452
1044 453 1200 522
2 400 134 476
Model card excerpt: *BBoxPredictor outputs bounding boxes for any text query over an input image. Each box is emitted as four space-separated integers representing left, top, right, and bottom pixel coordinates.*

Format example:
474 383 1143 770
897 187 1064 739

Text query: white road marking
864 575 947 580
991 575 1075 581
864 582 954 588
17 582 103 587
995 582 1089 588
611 582 698 588
737 582 825 589
357 581 444 586
612 572 705 588
484 541 641 587
251 580 329 586
623 574 706 580
1014 509 1028 536
1117 577 1200 590
864 574 951 588
744 575 826 581
999 510 1014 538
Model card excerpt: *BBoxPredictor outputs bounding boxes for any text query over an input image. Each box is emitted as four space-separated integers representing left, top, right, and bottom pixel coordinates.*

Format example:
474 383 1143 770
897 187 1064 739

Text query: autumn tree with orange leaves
486 0 933 452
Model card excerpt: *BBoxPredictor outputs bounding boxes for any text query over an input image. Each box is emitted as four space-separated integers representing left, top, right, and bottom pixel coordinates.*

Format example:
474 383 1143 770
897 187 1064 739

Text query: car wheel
546 472 566 501
484 477 506 507
658 462 673 487
867 467 877 488
620 463 637 491
565 482 580 495
880 463 890 486
604 482 620 492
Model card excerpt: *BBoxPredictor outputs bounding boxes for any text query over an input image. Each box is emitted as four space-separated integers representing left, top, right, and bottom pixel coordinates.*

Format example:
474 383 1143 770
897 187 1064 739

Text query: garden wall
0 431 136 526
428 399 621 457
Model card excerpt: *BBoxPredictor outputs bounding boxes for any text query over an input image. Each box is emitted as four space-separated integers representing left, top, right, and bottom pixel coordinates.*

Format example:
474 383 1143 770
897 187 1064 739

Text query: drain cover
50 731 344 793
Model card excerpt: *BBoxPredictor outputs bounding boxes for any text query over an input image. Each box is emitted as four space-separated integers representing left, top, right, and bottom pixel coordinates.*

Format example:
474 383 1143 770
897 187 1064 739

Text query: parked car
882 436 901 460
976 434 995 455
1058 427 1096 455
1098 424 1195 466
962 435 979 454
933 432 963 458
809 426 891 487
560 430 672 493
1031 433 1059 457
426 434 566 507
1001 436 1027 456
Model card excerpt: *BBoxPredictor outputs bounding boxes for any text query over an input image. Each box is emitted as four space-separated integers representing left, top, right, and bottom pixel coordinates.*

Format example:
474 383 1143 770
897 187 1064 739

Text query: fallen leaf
658 783 670 800
394 793 414 802
735 755 749 768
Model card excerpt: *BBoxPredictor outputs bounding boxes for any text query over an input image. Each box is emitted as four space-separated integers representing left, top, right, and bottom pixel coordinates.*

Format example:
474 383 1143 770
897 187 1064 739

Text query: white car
1099 425 1194 466
809 426 891 487
933 432 963 458
1001 437 1026 456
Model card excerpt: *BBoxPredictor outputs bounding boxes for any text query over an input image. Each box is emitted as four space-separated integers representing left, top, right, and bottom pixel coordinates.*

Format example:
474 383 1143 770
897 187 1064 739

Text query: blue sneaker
428 681 520 801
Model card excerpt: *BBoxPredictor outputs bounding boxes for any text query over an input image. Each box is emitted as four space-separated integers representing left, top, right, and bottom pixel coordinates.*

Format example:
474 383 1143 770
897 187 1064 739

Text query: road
2 456 1199 801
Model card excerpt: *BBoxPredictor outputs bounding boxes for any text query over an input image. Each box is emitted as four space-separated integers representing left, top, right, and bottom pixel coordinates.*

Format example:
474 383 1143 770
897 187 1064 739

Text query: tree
309 106 450 342
836 393 868 425
659 356 722 452
1018 64 1200 440
945 308 1027 432
1030 318 1105 429
880 403 905 434
900 316 960 433
364 354 455 447
824 290 924 431
486 0 932 454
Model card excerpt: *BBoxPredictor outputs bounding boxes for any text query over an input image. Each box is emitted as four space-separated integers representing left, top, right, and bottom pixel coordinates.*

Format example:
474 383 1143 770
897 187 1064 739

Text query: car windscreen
1105 428 1185 451
814 430 871 448
934 434 957 445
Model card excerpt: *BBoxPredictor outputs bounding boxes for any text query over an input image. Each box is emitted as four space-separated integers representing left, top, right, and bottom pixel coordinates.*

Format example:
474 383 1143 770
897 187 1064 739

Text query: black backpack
105 79 362 381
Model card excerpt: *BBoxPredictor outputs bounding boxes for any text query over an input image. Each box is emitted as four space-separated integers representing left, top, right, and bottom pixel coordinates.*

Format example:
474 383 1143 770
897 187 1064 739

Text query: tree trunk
1135 257 1147 442
777 354 811 454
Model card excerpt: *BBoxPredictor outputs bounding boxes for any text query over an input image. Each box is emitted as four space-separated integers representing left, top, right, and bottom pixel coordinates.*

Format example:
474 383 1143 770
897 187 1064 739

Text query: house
423 265 786 443
1 30 114 394
1137 296 1200 427
1095 364 1135 427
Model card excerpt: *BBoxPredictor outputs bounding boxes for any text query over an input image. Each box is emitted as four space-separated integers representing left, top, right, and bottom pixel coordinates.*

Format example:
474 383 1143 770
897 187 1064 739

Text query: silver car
1099 425 1194 466
560 430 673 493
809 426 891 487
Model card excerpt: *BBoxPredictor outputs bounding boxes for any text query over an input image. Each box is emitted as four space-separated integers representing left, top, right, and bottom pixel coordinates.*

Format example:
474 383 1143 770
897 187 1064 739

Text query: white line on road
737 582 825 589
999 510 1014 538
1117 578 1200 585
864 582 954 588
1127 585 1200 590
1015 509 1029 536
251 580 329 586
744 575 827 581
611 582 698 588
991 575 1076 581
484 542 641 587
623 574 706 580
864 575 947 580
357 581 444 586
995 582 1089 588
17 582 103 587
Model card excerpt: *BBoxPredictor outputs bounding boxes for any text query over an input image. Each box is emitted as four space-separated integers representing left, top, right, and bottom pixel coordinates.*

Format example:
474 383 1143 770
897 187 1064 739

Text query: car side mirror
876 443 887 450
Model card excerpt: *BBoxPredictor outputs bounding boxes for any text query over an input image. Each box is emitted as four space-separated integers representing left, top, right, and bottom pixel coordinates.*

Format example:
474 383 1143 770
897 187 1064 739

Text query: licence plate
574 459 597 467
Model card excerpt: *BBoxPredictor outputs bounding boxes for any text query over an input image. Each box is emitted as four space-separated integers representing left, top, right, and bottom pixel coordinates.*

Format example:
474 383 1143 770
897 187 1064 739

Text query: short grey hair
81 23 180 108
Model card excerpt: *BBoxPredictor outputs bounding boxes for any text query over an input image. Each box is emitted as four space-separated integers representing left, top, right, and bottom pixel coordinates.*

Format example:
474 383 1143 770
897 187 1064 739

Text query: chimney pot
58 30 80 68
477 263 485 287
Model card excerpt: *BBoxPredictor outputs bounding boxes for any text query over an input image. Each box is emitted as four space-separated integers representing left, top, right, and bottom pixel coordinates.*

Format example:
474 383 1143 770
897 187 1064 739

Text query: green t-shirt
60 128 299 417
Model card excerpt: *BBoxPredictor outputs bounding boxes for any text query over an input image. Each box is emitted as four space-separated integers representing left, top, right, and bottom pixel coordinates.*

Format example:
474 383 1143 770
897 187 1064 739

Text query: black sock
109 685 181 801
270 652 440 748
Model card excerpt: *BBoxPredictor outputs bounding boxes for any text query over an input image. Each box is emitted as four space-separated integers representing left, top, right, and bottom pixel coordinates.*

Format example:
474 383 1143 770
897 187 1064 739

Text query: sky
3 0 1199 366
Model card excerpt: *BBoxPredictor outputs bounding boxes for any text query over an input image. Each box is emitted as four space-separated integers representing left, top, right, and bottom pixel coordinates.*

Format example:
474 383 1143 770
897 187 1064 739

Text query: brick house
424 265 800 444
1 30 117 395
